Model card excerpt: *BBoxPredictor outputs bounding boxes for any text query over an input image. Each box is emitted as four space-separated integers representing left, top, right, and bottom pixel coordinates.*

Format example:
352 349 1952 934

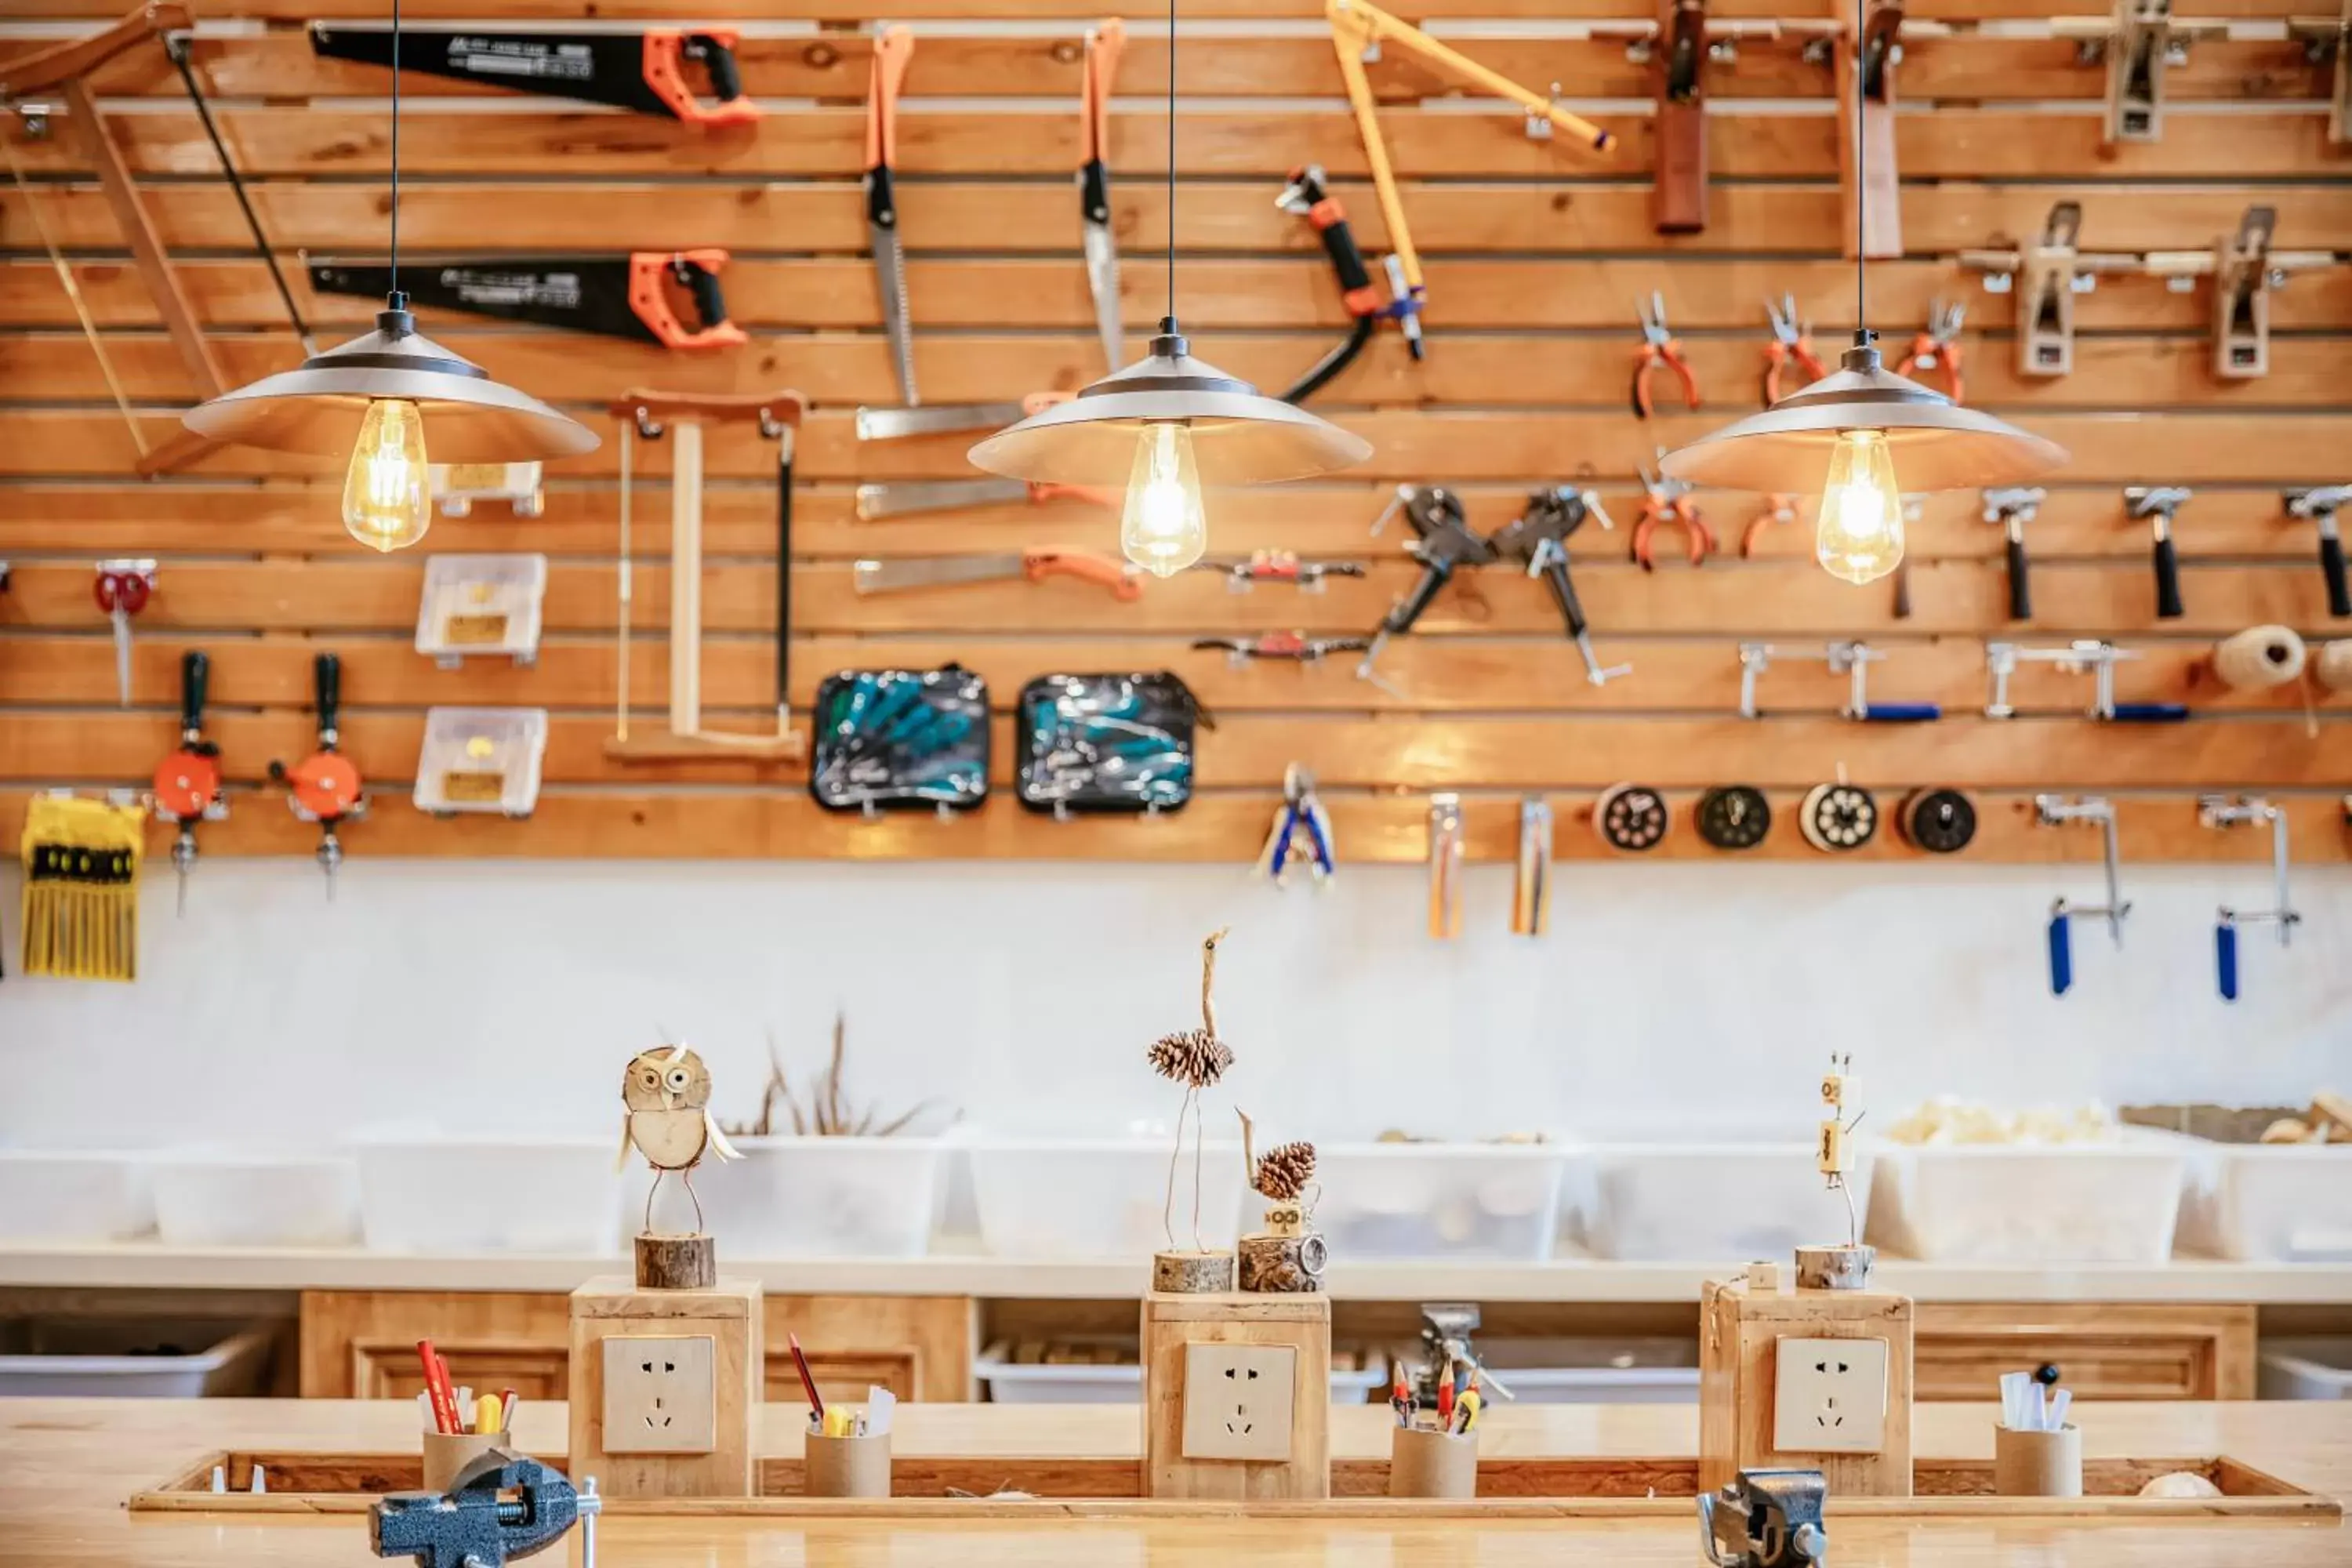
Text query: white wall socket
601 1334 717 1454
1772 1336 1889 1455
1180 1341 1297 1462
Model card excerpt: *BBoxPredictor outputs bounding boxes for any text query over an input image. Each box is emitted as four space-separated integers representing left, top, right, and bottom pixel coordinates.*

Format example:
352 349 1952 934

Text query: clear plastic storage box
1410 1337 1700 1405
151 1150 361 1248
1312 1142 1570 1261
414 552 546 666
2259 1338 2352 1400
1863 1140 2188 1263
695 1138 945 1258
2178 1145 2352 1262
0 1151 152 1242
976 1339 1386 1404
0 1318 272 1398
412 707 548 818
967 1138 1244 1258
1561 1142 1872 1261
356 1135 622 1254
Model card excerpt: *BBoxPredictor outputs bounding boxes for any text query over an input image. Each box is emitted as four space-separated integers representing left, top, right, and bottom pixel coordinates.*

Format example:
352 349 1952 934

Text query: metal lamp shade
1659 343 2067 493
183 310 599 464
967 325 1370 486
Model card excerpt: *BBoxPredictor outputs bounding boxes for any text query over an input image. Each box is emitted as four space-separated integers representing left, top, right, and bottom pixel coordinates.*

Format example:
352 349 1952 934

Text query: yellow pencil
476 1393 503 1436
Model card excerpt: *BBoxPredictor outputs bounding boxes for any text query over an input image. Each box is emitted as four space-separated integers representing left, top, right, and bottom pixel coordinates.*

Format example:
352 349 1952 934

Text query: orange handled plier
1762 293 1826 406
1898 299 1966 404
1632 291 1700 419
1632 459 1714 570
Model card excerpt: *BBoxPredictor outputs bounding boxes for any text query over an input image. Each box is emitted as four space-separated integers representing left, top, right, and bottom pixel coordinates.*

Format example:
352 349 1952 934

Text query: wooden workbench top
7 1398 2350 1566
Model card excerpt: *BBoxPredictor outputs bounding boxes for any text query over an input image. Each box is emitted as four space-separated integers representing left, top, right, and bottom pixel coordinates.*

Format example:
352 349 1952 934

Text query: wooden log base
634 1232 717 1291
604 731 806 764
1795 1243 1878 1292
1150 1250 1236 1294
1238 1232 1327 1294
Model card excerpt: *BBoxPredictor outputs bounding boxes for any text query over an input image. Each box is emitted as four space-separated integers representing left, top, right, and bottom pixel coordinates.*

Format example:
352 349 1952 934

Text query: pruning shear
1632 291 1700 419
1899 298 1966 404
1762 293 1827 405
1633 458 1714 570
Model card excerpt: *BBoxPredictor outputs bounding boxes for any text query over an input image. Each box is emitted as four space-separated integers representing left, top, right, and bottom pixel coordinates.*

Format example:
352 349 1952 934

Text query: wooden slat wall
3 2 2349 865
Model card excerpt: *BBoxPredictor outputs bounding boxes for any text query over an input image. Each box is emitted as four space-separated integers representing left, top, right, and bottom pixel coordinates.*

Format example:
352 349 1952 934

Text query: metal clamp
2036 794 2130 996
2201 795 2300 1002
1737 641 1938 722
1984 639 2183 722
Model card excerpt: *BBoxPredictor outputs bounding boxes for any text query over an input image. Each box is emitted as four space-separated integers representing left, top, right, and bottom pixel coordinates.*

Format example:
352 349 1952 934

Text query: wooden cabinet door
762 1295 974 1404
1915 1303 2256 1401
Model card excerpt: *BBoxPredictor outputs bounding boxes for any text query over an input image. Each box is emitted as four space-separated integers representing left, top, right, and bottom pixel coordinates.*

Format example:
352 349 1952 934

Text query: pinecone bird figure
1149 929 1232 1254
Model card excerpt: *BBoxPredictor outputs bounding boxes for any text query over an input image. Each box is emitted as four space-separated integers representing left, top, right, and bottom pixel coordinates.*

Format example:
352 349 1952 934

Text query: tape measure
1899 787 1977 854
1695 785 1771 850
1594 782 1671 852
1799 782 1878 852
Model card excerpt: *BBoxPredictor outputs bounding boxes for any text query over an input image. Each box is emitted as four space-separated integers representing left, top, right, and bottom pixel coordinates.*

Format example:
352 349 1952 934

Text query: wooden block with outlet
1141 1290 1330 1500
568 1276 760 1499
1699 1272 1913 1497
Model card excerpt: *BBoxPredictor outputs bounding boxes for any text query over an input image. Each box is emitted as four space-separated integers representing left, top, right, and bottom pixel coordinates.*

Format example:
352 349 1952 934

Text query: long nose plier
1762 293 1827 405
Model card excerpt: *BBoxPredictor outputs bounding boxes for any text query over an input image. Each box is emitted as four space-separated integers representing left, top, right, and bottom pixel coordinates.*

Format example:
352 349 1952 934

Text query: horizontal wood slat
5 630 2339 714
7 408 2348 485
10 708 2348 789
0 481 2332 561
8 105 2346 182
1 788 2343 866
14 180 2349 259
91 30 2336 105
10 256 2350 336
2 557 2344 636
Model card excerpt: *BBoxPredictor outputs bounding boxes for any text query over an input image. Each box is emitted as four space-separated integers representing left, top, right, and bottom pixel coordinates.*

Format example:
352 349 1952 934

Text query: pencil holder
803 1431 892 1498
1993 1423 2082 1498
421 1430 503 1492
1388 1424 1478 1499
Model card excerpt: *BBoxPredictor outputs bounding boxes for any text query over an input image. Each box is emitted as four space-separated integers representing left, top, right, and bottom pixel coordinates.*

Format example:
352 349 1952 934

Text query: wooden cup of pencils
415 1339 516 1490
1388 1424 1477 1499
803 1425 891 1497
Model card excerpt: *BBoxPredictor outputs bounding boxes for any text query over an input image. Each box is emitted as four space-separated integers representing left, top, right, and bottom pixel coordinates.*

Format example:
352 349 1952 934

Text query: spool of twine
2212 625 2306 689
2317 640 2352 694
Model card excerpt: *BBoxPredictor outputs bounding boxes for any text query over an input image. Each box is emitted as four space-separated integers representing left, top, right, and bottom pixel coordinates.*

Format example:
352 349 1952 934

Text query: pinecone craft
1149 1027 1233 1090
1253 1141 1316 1203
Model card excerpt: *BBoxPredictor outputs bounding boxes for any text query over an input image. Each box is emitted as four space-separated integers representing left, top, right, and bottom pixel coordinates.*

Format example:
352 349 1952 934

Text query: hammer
2124 485 2190 619
1982 487 2044 622
372 1454 599 1568
2285 486 2352 619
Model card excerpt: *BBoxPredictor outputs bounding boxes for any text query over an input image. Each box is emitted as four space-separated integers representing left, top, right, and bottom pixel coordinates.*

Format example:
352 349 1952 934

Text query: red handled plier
1762 293 1826 406
1899 299 1966 404
1632 460 1714 570
1740 494 1799 558
1632 291 1700 419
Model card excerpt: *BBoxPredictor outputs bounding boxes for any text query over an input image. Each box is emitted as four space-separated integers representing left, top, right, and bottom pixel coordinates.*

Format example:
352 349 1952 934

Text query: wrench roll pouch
809 666 990 814
1015 672 1202 815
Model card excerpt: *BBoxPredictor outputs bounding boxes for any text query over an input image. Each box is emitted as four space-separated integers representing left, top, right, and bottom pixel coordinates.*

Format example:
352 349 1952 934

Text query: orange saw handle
629 250 748 350
1080 18 1126 167
865 26 915 172
642 31 760 126
1023 549 1142 600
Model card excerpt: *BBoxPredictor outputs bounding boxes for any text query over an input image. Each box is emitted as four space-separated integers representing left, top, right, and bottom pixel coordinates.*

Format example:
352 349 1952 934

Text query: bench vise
372 1454 601 1568
1700 1468 1828 1566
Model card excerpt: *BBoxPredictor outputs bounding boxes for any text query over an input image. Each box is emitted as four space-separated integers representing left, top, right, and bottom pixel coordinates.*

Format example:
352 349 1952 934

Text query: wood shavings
1884 1096 2121 1147
724 1013 944 1138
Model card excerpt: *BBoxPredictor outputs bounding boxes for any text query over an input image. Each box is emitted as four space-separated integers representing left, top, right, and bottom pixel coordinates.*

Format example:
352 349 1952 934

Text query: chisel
852 549 1142 600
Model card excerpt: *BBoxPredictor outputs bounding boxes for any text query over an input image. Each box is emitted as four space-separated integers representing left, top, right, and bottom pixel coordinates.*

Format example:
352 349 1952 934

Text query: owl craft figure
619 1043 742 1234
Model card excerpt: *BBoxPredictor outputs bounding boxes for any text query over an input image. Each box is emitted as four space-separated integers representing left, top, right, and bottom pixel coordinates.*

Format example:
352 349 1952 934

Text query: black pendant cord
1164 0 1176 326
388 0 403 307
1852 0 1864 340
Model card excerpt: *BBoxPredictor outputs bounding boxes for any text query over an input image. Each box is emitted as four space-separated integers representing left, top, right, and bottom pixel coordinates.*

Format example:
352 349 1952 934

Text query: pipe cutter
372 1454 600 1568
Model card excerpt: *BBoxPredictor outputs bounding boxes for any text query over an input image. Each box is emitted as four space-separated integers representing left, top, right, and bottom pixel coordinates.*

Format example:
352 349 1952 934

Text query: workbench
6 1396 2350 1566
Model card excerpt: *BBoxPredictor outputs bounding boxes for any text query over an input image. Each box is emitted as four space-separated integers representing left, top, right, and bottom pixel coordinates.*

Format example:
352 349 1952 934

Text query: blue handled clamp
2036 795 2130 997
2201 795 2301 1001
1737 640 1940 723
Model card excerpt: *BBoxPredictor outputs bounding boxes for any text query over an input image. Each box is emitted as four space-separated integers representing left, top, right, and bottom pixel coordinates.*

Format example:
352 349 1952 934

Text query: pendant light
1657 0 2065 586
968 0 1371 577
182 0 596 553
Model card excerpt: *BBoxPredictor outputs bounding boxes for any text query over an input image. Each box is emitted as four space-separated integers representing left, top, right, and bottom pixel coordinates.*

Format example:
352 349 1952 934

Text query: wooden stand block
1700 1272 1913 1497
568 1275 760 1500
1151 1250 1235 1294
1141 1290 1330 1501
1237 1231 1327 1293
635 1232 716 1291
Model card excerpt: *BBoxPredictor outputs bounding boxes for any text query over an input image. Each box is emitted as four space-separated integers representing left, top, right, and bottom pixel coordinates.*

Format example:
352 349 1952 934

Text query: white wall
1 858 2346 1152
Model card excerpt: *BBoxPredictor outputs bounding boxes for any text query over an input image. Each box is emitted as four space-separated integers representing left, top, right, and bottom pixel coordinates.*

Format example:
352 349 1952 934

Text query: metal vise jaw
1700 1468 1828 1567
372 1454 600 1568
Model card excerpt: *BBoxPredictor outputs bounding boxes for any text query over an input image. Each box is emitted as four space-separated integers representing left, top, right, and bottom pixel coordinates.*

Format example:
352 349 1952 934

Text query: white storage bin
2179 1145 2352 1262
967 1138 1244 1259
1563 1143 1871 1261
152 1150 361 1248
1863 1140 2187 1263
976 1340 1385 1404
2259 1338 2352 1400
694 1138 944 1258
1416 1337 1700 1406
0 1151 153 1242
356 1135 622 1255
0 1318 272 1398
1313 1142 1568 1261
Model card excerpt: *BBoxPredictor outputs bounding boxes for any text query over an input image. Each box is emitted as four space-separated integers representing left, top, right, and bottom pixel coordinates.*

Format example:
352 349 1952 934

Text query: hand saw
865 27 920 405
855 390 1071 441
1077 20 1128 373
854 477 1116 520
308 25 759 125
853 549 1142 600
308 252 746 350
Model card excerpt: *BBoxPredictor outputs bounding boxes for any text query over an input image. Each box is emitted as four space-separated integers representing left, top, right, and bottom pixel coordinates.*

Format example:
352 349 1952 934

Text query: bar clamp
1738 640 1938 722
2200 795 2299 1002
2035 794 2130 996
1985 639 2186 722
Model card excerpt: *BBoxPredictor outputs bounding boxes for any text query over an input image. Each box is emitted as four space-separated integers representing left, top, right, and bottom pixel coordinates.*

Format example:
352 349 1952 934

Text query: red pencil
787 1332 825 1423
417 1340 457 1435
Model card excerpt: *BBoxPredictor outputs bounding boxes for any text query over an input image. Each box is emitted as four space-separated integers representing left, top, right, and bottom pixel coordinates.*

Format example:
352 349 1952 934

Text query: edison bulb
342 397 431 553
1120 419 1208 577
1814 427 1904 585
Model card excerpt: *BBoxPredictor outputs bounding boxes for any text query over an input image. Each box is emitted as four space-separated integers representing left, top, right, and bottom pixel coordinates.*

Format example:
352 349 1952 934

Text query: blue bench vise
371 1454 601 1568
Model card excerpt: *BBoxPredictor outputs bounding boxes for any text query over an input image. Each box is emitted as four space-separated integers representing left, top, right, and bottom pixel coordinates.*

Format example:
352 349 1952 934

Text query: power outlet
1773 1336 1889 1455
601 1334 717 1454
1180 1342 1297 1462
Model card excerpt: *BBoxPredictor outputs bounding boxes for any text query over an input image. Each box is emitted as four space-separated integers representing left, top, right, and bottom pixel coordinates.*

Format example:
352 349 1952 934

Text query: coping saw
308 25 759 125
308 252 746 350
